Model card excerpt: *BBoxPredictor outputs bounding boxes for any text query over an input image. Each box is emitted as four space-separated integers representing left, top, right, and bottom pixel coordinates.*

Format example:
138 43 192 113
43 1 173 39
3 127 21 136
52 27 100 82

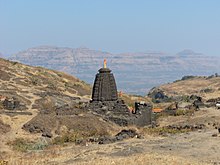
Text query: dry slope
149 76 220 100
0 58 119 156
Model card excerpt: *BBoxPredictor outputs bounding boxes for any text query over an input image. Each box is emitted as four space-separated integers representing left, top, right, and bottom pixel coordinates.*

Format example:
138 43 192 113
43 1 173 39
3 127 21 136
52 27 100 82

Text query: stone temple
89 59 152 127
92 59 118 102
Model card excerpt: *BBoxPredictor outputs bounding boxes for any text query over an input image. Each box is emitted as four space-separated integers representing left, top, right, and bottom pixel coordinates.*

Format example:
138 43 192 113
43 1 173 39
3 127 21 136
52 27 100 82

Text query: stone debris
165 124 205 130
42 130 53 138
3 97 20 110
148 88 170 103
87 129 140 145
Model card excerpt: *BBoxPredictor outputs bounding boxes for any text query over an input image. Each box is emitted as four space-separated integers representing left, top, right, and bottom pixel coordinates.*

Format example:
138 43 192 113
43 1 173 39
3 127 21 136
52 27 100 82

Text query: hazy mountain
10 46 220 95
176 49 202 56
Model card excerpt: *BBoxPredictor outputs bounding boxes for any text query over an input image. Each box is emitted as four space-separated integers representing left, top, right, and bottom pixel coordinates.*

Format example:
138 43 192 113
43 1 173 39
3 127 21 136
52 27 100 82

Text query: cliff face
10 46 111 75
10 46 220 94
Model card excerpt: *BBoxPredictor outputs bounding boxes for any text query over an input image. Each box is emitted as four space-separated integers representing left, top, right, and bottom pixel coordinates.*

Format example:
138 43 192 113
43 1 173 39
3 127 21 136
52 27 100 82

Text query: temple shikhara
92 59 118 101
89 59 152 127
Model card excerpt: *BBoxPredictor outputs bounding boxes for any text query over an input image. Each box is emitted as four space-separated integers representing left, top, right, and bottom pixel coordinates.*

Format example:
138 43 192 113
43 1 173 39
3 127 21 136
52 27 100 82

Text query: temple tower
92 59 118 101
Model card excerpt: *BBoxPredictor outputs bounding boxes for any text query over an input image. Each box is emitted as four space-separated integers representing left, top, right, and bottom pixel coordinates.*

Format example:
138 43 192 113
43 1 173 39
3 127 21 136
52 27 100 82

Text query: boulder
3 97 20 110
148 88 171 103
42 130 52 138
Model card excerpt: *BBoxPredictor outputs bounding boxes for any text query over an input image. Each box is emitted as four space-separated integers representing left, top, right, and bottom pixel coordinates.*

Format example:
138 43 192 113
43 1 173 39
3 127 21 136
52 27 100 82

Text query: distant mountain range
9 46 220 95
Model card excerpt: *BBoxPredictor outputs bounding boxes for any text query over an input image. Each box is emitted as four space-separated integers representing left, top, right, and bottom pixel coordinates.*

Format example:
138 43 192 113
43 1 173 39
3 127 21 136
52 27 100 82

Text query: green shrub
175 109 194 116
175 109 187 116
52 129 103 145
30 77 40 85
8 138 48 152
181 95 190 102
52 131 83 145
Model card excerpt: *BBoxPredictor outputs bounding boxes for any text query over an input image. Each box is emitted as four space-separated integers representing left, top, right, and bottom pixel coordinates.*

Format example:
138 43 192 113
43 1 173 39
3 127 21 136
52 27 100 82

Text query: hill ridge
9 46 220 95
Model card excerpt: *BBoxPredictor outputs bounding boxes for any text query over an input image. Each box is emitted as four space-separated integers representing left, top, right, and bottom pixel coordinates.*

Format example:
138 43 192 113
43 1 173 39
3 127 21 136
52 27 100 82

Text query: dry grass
76 153 207 165
7 138 48 152
143 127 190 135
3 149 207 165
0 119 11 134
159 77 220 100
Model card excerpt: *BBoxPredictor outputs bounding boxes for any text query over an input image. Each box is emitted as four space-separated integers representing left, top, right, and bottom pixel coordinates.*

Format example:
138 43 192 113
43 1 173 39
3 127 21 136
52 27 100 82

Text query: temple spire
103 59 107 68
92 59 118 101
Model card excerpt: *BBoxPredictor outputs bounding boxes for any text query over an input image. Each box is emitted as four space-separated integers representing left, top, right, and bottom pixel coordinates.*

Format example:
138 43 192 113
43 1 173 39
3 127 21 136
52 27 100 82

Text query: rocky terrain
9 46 220 95
149 75 220 101
0 58 149 163
0 58 110 147
1 58 220 164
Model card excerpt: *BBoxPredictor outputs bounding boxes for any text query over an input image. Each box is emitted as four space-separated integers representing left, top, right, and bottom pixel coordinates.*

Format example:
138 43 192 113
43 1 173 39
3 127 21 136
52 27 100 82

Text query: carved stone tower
92 59 118 101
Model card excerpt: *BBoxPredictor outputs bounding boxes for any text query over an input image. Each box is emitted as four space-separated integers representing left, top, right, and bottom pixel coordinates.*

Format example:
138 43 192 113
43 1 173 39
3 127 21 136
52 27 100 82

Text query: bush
200 88 214 93
30 77 40 85
52 132 81 145
144 127 190 135
181 75 195 81
8 138 48 152
174 109 195 116
175 109 187 116
181 95 190 102
52 128 105 145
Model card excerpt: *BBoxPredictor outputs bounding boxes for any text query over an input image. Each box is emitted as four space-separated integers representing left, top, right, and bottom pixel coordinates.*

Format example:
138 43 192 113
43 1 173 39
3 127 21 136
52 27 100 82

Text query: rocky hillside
148 75 220 102
10 46 220 95
0 58 152 161
0 58 146 151
0 58 129 158
2 58 220 164
0 57 91 107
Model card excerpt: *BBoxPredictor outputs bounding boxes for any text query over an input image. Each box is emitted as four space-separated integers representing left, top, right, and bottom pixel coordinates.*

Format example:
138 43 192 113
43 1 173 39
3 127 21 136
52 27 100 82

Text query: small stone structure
134 102 152 126
89 59 152 127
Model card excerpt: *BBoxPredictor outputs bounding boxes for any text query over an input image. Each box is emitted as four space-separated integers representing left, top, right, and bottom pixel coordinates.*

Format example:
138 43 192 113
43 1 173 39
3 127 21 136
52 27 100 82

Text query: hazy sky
1 0 220 55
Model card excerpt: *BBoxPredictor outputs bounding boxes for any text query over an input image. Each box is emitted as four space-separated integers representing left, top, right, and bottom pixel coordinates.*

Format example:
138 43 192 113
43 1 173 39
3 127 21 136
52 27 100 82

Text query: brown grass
0 119 11 134
3 149 206 165
159 77 220 100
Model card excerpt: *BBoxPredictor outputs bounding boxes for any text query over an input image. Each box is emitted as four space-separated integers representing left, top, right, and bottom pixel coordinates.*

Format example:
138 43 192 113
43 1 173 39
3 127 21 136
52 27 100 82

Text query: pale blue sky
1 0 220 55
